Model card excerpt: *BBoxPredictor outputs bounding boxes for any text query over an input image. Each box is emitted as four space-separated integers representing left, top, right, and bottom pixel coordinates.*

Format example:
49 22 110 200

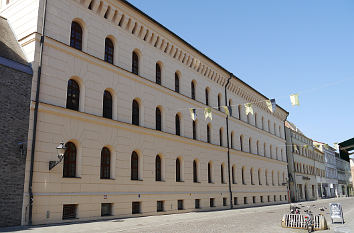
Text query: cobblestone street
2 197 353 233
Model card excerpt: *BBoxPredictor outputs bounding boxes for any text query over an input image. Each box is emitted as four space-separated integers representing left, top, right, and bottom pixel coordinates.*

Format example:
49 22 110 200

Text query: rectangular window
268 195 270 202
223 197 227 206
157 201 164 212
132 202 141 214
280 195 282 201
253 196 256 204
210 198 215 207
234 197 238 205
178 200 184 210
274 195 276 202
244 197 248 204
260 196 263 203
195 199 200 209
285 195 287 201
101 203 112 216
62 204 77 220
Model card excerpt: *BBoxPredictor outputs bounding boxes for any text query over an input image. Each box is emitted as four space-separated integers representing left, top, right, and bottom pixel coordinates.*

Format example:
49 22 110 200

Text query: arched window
258 169 261 185
66 79 80 111
256 141 260 155
273 123 276 135
193 160 198 183
208 162 212 183
131 151 139 180
70 21 82 50
156 63 161 85
232 165 236 184
261 117 264 130
272 171 274 186
175 114 180 136
264 143 267 157
132 100 139 126
192 120 197 140
207 124 211 143
265 170 268 185
191 81 196 100
247 113 251 124
221 164 225 184
218 94 221 111
238 105 242 120
254 113 258 127
219 128 223 146
277 171 280 185
104 38 114 64
155 155 162 181
240 135 244 151
231 132 234 149
175 72 180 93
103 90 112 119
242 167 246 185
267 120 271 132
155 107 162 131
250 168 254 185
205 88 209 105
249 138 252 153
228 99 233 116
132 51 139 75
63 142 77 178
100 147 111 179
176 158 181 182
270 145 273 158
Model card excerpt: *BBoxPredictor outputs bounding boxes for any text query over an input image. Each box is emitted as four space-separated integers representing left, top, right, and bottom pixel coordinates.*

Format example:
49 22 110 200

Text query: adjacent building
335 152 352 197
1 0 289 225
285 122 325 202
314 142 338 198
0 16 33 227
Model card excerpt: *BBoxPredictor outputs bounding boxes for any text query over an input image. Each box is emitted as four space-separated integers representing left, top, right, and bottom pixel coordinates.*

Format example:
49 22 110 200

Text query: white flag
244 103 254 115
290 94 300 106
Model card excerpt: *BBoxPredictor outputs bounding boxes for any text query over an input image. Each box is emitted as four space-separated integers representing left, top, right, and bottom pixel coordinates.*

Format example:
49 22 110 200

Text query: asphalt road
2 197 354 233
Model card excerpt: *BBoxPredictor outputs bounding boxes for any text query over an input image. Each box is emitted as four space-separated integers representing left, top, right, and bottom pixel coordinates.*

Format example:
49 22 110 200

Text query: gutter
225 73 233 208
28 0 48 225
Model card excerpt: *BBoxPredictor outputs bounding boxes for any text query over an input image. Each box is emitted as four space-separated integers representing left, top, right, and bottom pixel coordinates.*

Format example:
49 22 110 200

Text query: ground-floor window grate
62 204 77 220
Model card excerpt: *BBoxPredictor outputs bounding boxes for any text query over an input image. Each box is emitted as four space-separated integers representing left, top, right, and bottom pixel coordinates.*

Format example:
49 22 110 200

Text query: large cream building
1 0 289 225
285 122 325 202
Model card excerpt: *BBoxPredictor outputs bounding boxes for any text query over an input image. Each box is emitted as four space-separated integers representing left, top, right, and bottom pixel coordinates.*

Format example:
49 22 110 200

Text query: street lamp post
49 142 67 170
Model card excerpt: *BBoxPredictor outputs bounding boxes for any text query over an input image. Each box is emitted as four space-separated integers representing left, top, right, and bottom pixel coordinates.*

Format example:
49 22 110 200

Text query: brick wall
0 65 32 227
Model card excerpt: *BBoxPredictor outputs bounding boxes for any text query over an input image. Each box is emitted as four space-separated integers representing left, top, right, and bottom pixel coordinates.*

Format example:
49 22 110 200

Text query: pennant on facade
204 107 212 120
189 108 197 121
266 99 276 113
290 94 300 106
244 103 254 115
223 106 231 116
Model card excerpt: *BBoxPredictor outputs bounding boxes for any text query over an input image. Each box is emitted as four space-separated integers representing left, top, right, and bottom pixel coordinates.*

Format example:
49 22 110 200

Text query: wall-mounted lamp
49 142 66 170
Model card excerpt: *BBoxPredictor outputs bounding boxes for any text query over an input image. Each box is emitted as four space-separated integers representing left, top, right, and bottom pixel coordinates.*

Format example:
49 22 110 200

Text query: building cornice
72 0 288 121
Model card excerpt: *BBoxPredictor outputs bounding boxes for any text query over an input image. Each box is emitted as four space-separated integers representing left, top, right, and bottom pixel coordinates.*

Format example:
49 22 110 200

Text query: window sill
176 180 184 183
131 179 144 181
193 181 201 184
100 178 115 180
156 180 165 182
62 176 81 179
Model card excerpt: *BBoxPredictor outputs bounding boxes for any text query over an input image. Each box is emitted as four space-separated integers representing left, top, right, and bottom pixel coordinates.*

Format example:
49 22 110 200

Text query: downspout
225 73 233 208
283 119 294 202
28 0 48 225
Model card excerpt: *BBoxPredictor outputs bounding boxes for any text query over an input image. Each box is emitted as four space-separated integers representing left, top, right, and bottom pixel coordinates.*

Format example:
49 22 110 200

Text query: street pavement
2 197 354 233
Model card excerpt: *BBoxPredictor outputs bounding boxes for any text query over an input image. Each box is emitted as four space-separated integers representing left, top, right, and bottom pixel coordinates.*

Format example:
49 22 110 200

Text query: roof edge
120 0 288 115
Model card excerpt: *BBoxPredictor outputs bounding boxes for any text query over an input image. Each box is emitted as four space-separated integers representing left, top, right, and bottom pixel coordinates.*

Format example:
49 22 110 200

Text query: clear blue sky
127 0 354 145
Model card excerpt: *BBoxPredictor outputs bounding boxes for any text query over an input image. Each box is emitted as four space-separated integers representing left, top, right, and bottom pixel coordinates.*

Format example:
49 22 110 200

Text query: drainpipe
225 73 233 208
28 0 48 225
